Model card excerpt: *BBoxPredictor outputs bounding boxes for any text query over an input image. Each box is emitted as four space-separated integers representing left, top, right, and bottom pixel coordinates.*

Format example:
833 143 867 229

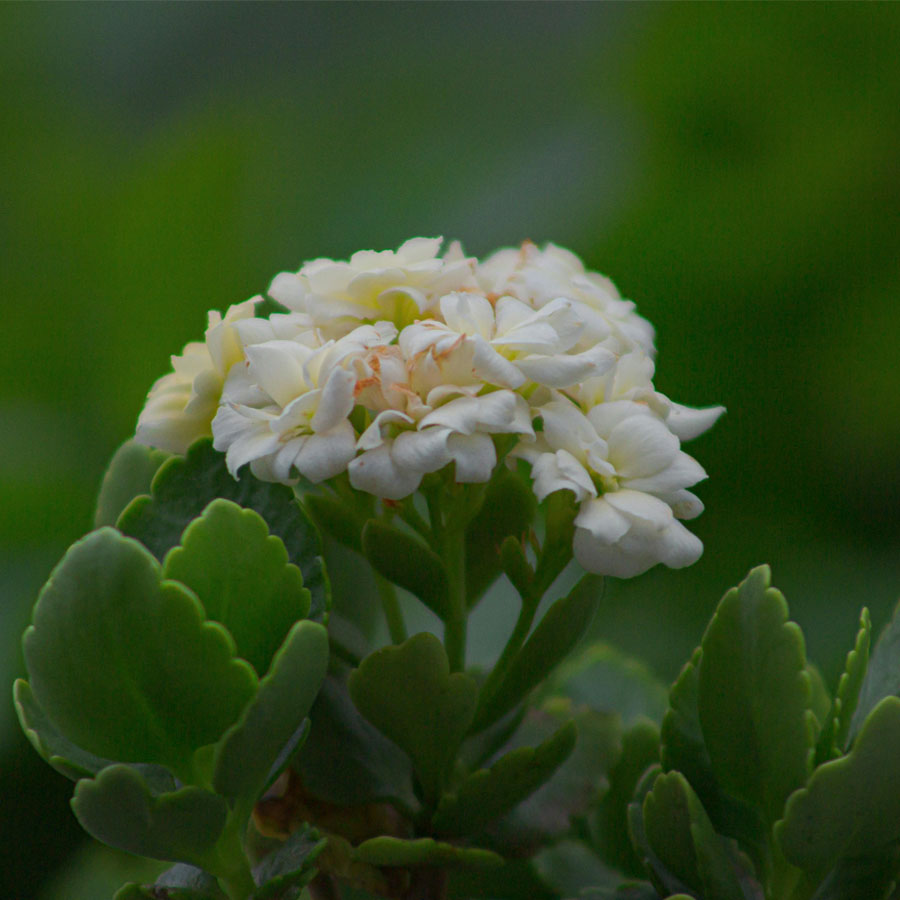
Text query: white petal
310 367 356 433
295 423 357 482
348 443 423 499
574 497 630 543
623 451 707 494
531 449 596 502
657 520 704 569
605 489 673 528
608 415 680 479
657 489 705 520
244 341 311 407
666 402 726 441
268 272 309 312
392 427 453 474
471 338 526 388
447 432 496 482
573 526 659 578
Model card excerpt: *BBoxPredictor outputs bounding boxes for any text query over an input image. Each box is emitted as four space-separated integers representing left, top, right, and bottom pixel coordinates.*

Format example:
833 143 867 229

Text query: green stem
208 812 256 900
443 522 468 673
376 574 407 644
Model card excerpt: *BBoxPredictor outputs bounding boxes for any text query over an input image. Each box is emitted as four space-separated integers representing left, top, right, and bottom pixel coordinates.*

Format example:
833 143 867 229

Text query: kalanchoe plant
18 238 899 900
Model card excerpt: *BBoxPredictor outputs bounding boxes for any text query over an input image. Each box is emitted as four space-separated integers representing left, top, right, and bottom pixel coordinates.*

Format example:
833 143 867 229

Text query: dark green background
2 4 898 896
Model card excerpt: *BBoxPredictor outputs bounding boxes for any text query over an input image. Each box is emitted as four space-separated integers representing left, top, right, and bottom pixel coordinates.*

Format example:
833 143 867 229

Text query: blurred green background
2 3 898 896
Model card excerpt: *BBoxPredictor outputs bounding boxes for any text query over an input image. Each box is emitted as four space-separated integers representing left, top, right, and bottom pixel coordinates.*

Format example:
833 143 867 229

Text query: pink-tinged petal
310 367 356 433
624 452 707 494
574 497 630 543
447 433 496 482
666 402 726 441
348 443 423 500
608 415 680 479
392 427 454 475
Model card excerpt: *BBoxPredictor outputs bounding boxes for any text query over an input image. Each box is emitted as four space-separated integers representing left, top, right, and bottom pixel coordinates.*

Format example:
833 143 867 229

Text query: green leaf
433 720 577 836
534 489 578 593
348 633 478 804
252 824 327 899
117 438 328 620
164 499 311 676
213 620 329 806
360 520 449 619
642 771 745 900
848 601 900 743
115 864 224 900
548 641 669 726
816 608 870 763
305 493 364 552
532 840 621 897
465 468 537 606
579 883 661 900
697 565 814 825
593 719 660 877
95 440 170 528
72 765 227 865
807 844 900 900
491 701 621 851
354 837 502 869
23 529 258 778
471 573 602 732
777 696 900 882
296 676 417 812
449 858 556 900
14 678 114 780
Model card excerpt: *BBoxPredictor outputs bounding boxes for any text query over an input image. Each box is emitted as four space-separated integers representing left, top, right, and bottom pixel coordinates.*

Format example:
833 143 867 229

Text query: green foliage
432 720 576 837
23 528 258 778
465 467 537 606
360 519 449 619
117 439 329 619
251 825 327 899
532 840 620 897
72 765 228 866
697 565 814 825
164 499 311 676
95 440 170 529
115 864 223 900
348 633 478 804
297 675 417 811
777 696 900 883
212 620 328 807
353 837 502 869
472 573 602 732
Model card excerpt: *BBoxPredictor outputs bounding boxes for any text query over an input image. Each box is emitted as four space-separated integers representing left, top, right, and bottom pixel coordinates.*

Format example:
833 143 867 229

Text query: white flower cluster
135 238 723 578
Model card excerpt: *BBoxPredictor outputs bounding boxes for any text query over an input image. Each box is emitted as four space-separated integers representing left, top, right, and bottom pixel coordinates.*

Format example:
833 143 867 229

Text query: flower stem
443 522 468 673
376 573 407 644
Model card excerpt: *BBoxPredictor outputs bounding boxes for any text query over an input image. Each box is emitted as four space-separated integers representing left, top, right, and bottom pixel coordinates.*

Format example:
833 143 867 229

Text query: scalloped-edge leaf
95 440 170 528
213 620 328 806
348 632 478 804
433 719 577 836
532 839 621 897
698 565 814 825
23 528 258 779
807 842 900 900
354 837 502 869
252 824 327 899
816 608 870 764
848 601 900 744
548 641 668 726
361 519 449 619
164 499 311 677
117 438 329 619
777 696 900 881
72 765 227 866
471 573 602 733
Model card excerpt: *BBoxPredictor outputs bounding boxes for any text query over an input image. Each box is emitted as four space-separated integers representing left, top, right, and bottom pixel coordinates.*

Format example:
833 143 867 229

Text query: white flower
268 237 476 335
135 298 260 453
477 241 656 356
517 396 708 577
400 292 615 390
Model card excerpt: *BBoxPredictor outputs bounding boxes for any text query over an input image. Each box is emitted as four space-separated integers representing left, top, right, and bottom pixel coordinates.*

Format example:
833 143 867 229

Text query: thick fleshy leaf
304 493 364 552
95 440 170 528
433 720 576 836
549 642 668 726
213 620 328 806
296 676 417 812
72 765 227 865
816 609 870 764
164 499 310 676
252 824 327 899
698 566 814 825
23 529 258 778
848 601 900 744
642 771 745 900
472 574 602 732
114 864 223 900
807 844 900 900
354 837 502 869
777 696 900 882
533 840 621 897
593 719 660 876
14 678 115 780
579 883 661 900
449 859 556 900
348 633 478 803
117 438 328 619
465 467 537 606
491 702 620 852
360 519 449 619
